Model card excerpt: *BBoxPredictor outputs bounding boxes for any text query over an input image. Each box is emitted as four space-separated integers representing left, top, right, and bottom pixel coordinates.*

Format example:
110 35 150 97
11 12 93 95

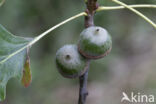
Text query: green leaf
0 24 32 101
0 0 5 7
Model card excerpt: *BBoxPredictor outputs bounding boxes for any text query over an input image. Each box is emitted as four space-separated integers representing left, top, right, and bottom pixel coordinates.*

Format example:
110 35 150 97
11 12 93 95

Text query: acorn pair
55 26 112 78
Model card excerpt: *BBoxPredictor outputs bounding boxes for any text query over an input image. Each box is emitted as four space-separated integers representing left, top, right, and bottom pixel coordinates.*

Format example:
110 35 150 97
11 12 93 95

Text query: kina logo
121 92 155 103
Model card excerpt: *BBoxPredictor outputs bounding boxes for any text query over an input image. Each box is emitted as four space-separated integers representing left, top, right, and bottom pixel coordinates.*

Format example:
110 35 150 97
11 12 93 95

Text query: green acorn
55 44 89 78
78 26 112 59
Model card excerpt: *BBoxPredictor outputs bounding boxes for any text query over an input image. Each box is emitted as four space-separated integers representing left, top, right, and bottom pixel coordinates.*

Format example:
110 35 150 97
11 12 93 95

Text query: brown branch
78 0 98 104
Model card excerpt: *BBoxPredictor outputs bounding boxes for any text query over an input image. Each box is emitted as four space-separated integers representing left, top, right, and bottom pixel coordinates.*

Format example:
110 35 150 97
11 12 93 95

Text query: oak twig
78 64 90 104
85 0 98 28
78 0 98 104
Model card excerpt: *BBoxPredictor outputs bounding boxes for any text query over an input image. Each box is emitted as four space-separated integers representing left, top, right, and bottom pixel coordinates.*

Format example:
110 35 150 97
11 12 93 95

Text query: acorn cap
55 44 89 78
78 26 112 59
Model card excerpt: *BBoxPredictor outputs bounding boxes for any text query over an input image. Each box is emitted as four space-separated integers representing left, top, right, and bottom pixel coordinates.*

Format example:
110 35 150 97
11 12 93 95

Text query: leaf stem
111 0 156 29
29 12 87 46
96 4 156 11
0 12 87 64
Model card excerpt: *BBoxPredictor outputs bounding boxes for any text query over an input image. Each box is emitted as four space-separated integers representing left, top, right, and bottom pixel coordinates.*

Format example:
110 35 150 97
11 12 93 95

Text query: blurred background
0 0 156 104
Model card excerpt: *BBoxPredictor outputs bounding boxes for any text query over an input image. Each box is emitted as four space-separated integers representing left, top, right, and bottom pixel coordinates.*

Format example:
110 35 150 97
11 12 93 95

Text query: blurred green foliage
0 0 156 104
